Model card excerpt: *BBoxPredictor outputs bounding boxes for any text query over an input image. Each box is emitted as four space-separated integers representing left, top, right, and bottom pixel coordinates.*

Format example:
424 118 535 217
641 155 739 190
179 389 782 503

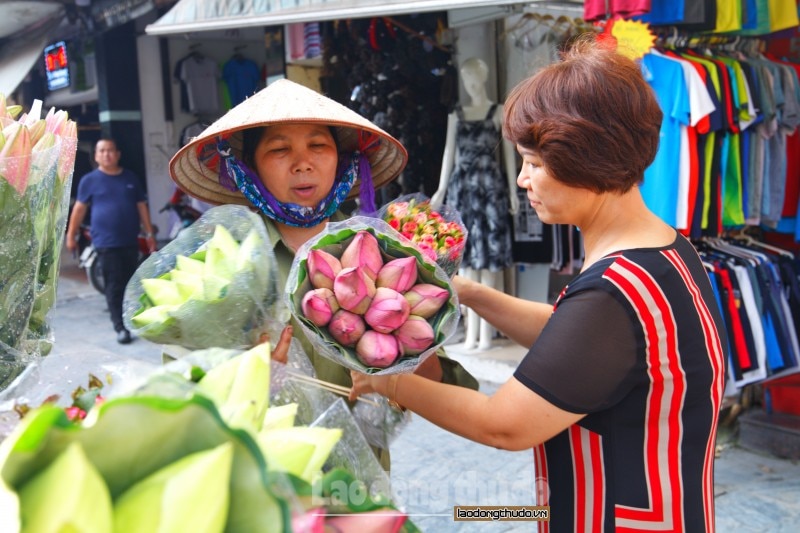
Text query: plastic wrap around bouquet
269 337 411 451
0 344 418 533
286 216 460 375
377 192 467 277
1 96 78 392
123 205 285 350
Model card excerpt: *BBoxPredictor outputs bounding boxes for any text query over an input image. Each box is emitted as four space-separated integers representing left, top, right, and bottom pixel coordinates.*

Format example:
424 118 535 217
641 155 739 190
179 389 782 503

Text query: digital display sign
44 41 70 91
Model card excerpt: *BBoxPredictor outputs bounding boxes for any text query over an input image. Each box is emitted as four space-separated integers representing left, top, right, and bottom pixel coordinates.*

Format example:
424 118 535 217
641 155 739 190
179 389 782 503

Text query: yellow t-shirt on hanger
715 0 743 33
769 0 800 33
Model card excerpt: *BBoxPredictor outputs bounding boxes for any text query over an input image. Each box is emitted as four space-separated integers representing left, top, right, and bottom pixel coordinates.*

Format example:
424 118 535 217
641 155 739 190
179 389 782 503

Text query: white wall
135 27 266 237
451 22 500 102
136 35 172 236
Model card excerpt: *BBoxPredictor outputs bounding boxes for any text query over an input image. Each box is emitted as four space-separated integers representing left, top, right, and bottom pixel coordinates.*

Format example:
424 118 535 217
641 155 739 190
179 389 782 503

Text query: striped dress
514 232 727 532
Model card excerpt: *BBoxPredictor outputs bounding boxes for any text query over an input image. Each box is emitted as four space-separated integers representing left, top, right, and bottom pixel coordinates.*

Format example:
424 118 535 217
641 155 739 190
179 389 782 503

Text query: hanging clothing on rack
180 120 208 148
178 52 221 116
698 235 800 390
639 51 691 228
638 39 800 237
222 52 262 108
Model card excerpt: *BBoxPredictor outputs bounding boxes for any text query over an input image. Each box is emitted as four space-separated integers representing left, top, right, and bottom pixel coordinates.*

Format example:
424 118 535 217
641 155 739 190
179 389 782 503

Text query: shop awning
0 1 64 96
0 35 50 97
145 0 527 35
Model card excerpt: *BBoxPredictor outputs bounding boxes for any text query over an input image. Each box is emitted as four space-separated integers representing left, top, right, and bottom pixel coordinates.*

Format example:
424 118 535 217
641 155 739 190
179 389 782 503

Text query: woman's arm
453 274 554 348
351 371 583 451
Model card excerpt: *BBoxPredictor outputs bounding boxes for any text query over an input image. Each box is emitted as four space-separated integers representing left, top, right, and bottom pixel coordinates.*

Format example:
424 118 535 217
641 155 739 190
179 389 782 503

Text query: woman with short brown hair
352 37 727 531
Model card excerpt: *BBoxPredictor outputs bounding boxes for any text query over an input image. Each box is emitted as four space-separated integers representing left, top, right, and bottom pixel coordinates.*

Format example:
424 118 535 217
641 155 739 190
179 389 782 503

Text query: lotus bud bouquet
1 95 78 391
377 192 467 277
123 205 286 350
286 216 460 374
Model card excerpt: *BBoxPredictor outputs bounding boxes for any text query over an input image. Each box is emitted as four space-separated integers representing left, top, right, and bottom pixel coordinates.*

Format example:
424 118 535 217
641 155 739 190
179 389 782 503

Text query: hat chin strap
217 139 360 227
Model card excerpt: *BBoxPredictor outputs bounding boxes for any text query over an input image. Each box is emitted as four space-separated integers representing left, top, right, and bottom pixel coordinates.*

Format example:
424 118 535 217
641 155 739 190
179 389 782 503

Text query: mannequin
432 57 519 350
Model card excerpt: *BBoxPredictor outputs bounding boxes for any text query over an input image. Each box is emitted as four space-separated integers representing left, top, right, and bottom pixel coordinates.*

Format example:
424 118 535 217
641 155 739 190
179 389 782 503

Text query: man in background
66 138 157 344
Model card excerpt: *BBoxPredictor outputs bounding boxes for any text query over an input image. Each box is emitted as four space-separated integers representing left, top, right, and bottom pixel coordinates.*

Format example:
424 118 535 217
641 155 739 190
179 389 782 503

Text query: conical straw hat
170 79 408 206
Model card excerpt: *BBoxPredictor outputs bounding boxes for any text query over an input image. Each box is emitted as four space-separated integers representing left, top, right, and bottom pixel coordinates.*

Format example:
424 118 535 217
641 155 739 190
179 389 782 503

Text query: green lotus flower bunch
0 344 419 532
1 95 78 391
194 344 342 484
124 206 283 350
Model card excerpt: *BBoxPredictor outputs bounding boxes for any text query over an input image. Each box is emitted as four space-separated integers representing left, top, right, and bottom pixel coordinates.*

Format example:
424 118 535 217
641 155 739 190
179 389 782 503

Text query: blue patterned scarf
215 139 360 227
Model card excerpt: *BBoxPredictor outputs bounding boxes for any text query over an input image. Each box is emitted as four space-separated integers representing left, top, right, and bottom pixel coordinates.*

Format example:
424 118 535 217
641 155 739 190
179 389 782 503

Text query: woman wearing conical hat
170 79 478 468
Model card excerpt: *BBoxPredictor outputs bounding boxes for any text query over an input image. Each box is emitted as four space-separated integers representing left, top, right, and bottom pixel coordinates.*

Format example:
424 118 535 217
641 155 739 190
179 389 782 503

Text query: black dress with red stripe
514 232 728 533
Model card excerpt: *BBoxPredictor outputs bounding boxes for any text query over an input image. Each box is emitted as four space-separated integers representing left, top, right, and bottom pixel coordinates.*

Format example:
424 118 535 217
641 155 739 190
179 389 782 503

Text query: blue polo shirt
77 168 145 248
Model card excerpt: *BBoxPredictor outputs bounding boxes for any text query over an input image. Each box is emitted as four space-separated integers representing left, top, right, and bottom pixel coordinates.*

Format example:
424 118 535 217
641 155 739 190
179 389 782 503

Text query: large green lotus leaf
0 395 291 533
113 442 232 533
257 426 342 483
18 441 112 533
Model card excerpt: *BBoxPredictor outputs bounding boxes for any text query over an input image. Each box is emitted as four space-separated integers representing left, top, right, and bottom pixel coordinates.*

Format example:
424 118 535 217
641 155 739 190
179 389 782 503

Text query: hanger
189 43 204 59
500 12 540 40
232 45 247 60
699 237 762 267
732 233 795 259
666 27 679 48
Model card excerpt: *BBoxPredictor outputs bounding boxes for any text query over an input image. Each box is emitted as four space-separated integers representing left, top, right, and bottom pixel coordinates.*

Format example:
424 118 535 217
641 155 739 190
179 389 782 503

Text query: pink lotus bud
403 283 450 319
301 287 340 327
356 331 400 368
333 267 376 315
394 315 435 355
307 249 342 290
376 256 418 293
328 309 366 347
364 287 411 334
340 231 383 280
30 132 57 186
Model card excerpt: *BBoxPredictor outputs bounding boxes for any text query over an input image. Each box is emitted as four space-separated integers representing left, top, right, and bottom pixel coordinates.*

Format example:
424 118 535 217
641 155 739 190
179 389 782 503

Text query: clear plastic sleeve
123 205 287 350
285 216 460 375
270 338 411 450
376 192 468 277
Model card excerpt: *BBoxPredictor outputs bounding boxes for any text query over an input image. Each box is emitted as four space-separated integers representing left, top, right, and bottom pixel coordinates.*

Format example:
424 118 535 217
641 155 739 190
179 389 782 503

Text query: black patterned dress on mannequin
446 104 513 272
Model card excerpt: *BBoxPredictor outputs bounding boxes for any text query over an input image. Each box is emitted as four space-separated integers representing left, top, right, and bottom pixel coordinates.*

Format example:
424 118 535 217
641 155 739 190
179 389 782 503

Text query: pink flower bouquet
378 193 467 277
1 97 78 389
286 217 460 374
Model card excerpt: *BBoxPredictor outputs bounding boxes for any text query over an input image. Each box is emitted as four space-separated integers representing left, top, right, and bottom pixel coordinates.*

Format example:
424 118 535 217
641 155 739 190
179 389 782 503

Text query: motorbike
77 225 156 295
160 188 202 240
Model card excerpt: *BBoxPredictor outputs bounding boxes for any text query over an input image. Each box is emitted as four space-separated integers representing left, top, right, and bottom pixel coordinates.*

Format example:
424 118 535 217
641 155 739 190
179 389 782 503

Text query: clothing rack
695 233 800 392
653 28 766 54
